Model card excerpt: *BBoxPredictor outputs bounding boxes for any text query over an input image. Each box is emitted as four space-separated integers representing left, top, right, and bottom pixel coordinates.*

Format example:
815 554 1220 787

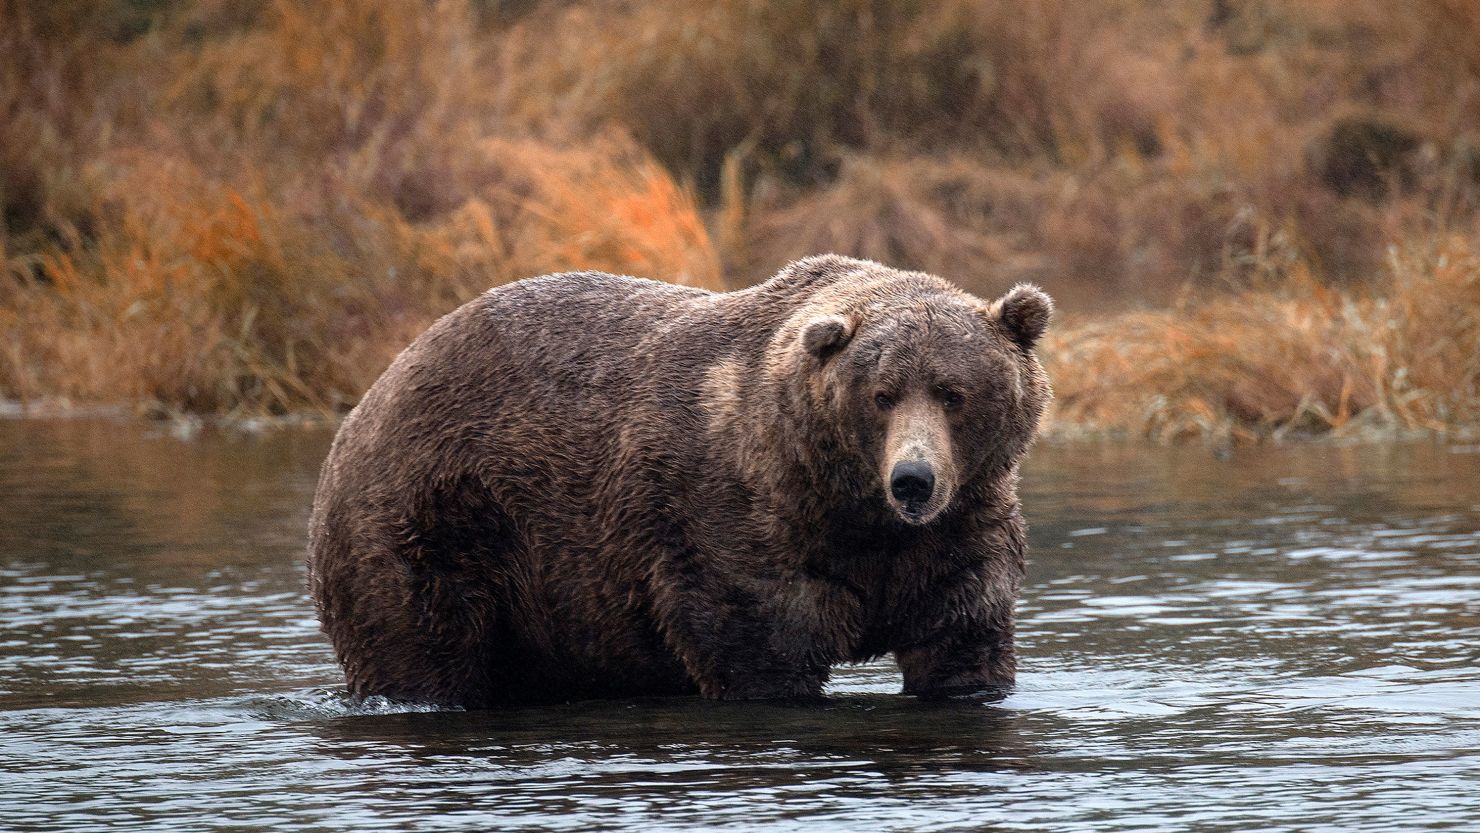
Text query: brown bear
308 254 1052 707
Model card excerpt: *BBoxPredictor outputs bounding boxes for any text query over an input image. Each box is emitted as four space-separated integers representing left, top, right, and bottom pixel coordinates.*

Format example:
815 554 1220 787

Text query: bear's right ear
801 315 854 361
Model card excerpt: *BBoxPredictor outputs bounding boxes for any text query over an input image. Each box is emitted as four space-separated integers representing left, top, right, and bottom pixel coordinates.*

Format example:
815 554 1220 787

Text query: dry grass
2 0 1478 439
1046 236 1480 441
0 133 719 413
0 1 719 414
509 0 1169 195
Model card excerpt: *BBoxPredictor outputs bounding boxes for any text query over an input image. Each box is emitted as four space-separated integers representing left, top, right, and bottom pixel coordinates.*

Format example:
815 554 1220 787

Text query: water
2 418 1477 831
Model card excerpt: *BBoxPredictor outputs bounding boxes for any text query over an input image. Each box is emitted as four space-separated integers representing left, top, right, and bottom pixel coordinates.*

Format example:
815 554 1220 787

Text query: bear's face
802 284 1052 525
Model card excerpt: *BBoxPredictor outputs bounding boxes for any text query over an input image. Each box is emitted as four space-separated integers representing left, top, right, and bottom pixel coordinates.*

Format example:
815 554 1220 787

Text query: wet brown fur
308 255 1052 706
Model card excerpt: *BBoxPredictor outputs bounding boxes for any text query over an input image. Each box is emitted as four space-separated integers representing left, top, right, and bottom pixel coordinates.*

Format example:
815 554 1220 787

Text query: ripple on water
1 425 1478 831
251 690 457 720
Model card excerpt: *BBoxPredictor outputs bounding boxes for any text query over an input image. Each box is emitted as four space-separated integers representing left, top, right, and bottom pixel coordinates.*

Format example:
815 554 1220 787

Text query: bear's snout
879 396 956 525
890 460 935 506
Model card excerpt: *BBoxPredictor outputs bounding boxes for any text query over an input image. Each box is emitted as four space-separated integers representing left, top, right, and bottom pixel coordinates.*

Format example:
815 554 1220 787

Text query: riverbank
5 234 1477 444
5 229 1476 446
6 227 1476 444
1046 236 1480 442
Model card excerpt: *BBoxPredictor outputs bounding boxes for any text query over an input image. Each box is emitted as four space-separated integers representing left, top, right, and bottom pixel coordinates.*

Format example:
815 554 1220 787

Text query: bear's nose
890 461 935 505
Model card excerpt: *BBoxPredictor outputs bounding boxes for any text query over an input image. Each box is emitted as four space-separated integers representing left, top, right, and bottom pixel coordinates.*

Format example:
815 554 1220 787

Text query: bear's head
788 266 1053 526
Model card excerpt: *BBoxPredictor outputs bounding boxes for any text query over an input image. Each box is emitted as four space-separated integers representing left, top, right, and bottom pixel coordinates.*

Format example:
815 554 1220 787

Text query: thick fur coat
308 254 1052 706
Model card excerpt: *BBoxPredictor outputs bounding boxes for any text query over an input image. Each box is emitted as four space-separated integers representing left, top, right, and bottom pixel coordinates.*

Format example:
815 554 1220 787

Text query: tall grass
507 0 1161 192
0 0 720 413
1046 236 1480 440
2 0 1478 438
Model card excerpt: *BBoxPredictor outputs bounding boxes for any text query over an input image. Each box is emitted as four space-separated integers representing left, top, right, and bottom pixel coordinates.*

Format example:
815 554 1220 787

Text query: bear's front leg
673 615 831 701
705 664 827 701
895 596 1016 701
653 568 842 701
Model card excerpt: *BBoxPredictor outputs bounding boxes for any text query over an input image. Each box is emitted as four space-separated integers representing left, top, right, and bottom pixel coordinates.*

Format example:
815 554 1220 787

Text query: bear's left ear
991 284 1054 350
801 314 854 361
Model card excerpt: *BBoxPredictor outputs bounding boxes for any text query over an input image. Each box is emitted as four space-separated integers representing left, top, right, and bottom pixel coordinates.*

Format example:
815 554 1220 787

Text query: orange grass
0 1 721 414
0 135 720 414
2 0 1479 438
1045 237 1480 441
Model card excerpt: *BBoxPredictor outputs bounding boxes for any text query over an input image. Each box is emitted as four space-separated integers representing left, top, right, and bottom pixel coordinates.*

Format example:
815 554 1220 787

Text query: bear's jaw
890 497 949 526
897 511 928 526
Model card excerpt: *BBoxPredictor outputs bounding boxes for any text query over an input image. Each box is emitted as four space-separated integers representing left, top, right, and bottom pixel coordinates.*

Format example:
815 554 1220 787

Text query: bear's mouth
894 500 939 526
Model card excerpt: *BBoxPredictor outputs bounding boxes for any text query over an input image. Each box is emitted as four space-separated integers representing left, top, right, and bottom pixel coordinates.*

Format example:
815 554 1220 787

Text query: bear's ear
801 315 854 360
992 284 1054 350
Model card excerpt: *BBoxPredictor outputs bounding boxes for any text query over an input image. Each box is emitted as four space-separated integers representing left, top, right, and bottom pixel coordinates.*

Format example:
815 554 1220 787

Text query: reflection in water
1 419 1477 831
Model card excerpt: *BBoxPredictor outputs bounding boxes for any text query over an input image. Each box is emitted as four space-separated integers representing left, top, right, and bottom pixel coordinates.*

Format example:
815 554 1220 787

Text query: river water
1 418 1477 831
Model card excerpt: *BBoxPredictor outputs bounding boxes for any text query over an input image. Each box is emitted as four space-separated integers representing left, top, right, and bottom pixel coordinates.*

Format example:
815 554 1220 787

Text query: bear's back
352 272 709 424
319 273 714 501
462 271 715 388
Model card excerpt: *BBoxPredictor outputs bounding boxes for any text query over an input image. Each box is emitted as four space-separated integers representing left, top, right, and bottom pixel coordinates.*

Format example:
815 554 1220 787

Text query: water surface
2 418 1477 831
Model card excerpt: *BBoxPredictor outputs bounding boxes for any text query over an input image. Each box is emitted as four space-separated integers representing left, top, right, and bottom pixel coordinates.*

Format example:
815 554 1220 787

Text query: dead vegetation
1046 237 1480 440
2 0 1478 438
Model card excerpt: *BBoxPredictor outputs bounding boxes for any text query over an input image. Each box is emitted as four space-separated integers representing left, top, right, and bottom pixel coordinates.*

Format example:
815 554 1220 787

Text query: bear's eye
939 388 965 410
874 392 895 411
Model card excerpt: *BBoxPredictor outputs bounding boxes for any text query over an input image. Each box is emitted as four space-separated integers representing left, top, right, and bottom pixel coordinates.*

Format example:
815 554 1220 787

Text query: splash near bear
308 255 1052 706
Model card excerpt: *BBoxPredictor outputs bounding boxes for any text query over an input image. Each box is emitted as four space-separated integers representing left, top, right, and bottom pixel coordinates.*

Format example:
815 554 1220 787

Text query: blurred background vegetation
1 0 1477 439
